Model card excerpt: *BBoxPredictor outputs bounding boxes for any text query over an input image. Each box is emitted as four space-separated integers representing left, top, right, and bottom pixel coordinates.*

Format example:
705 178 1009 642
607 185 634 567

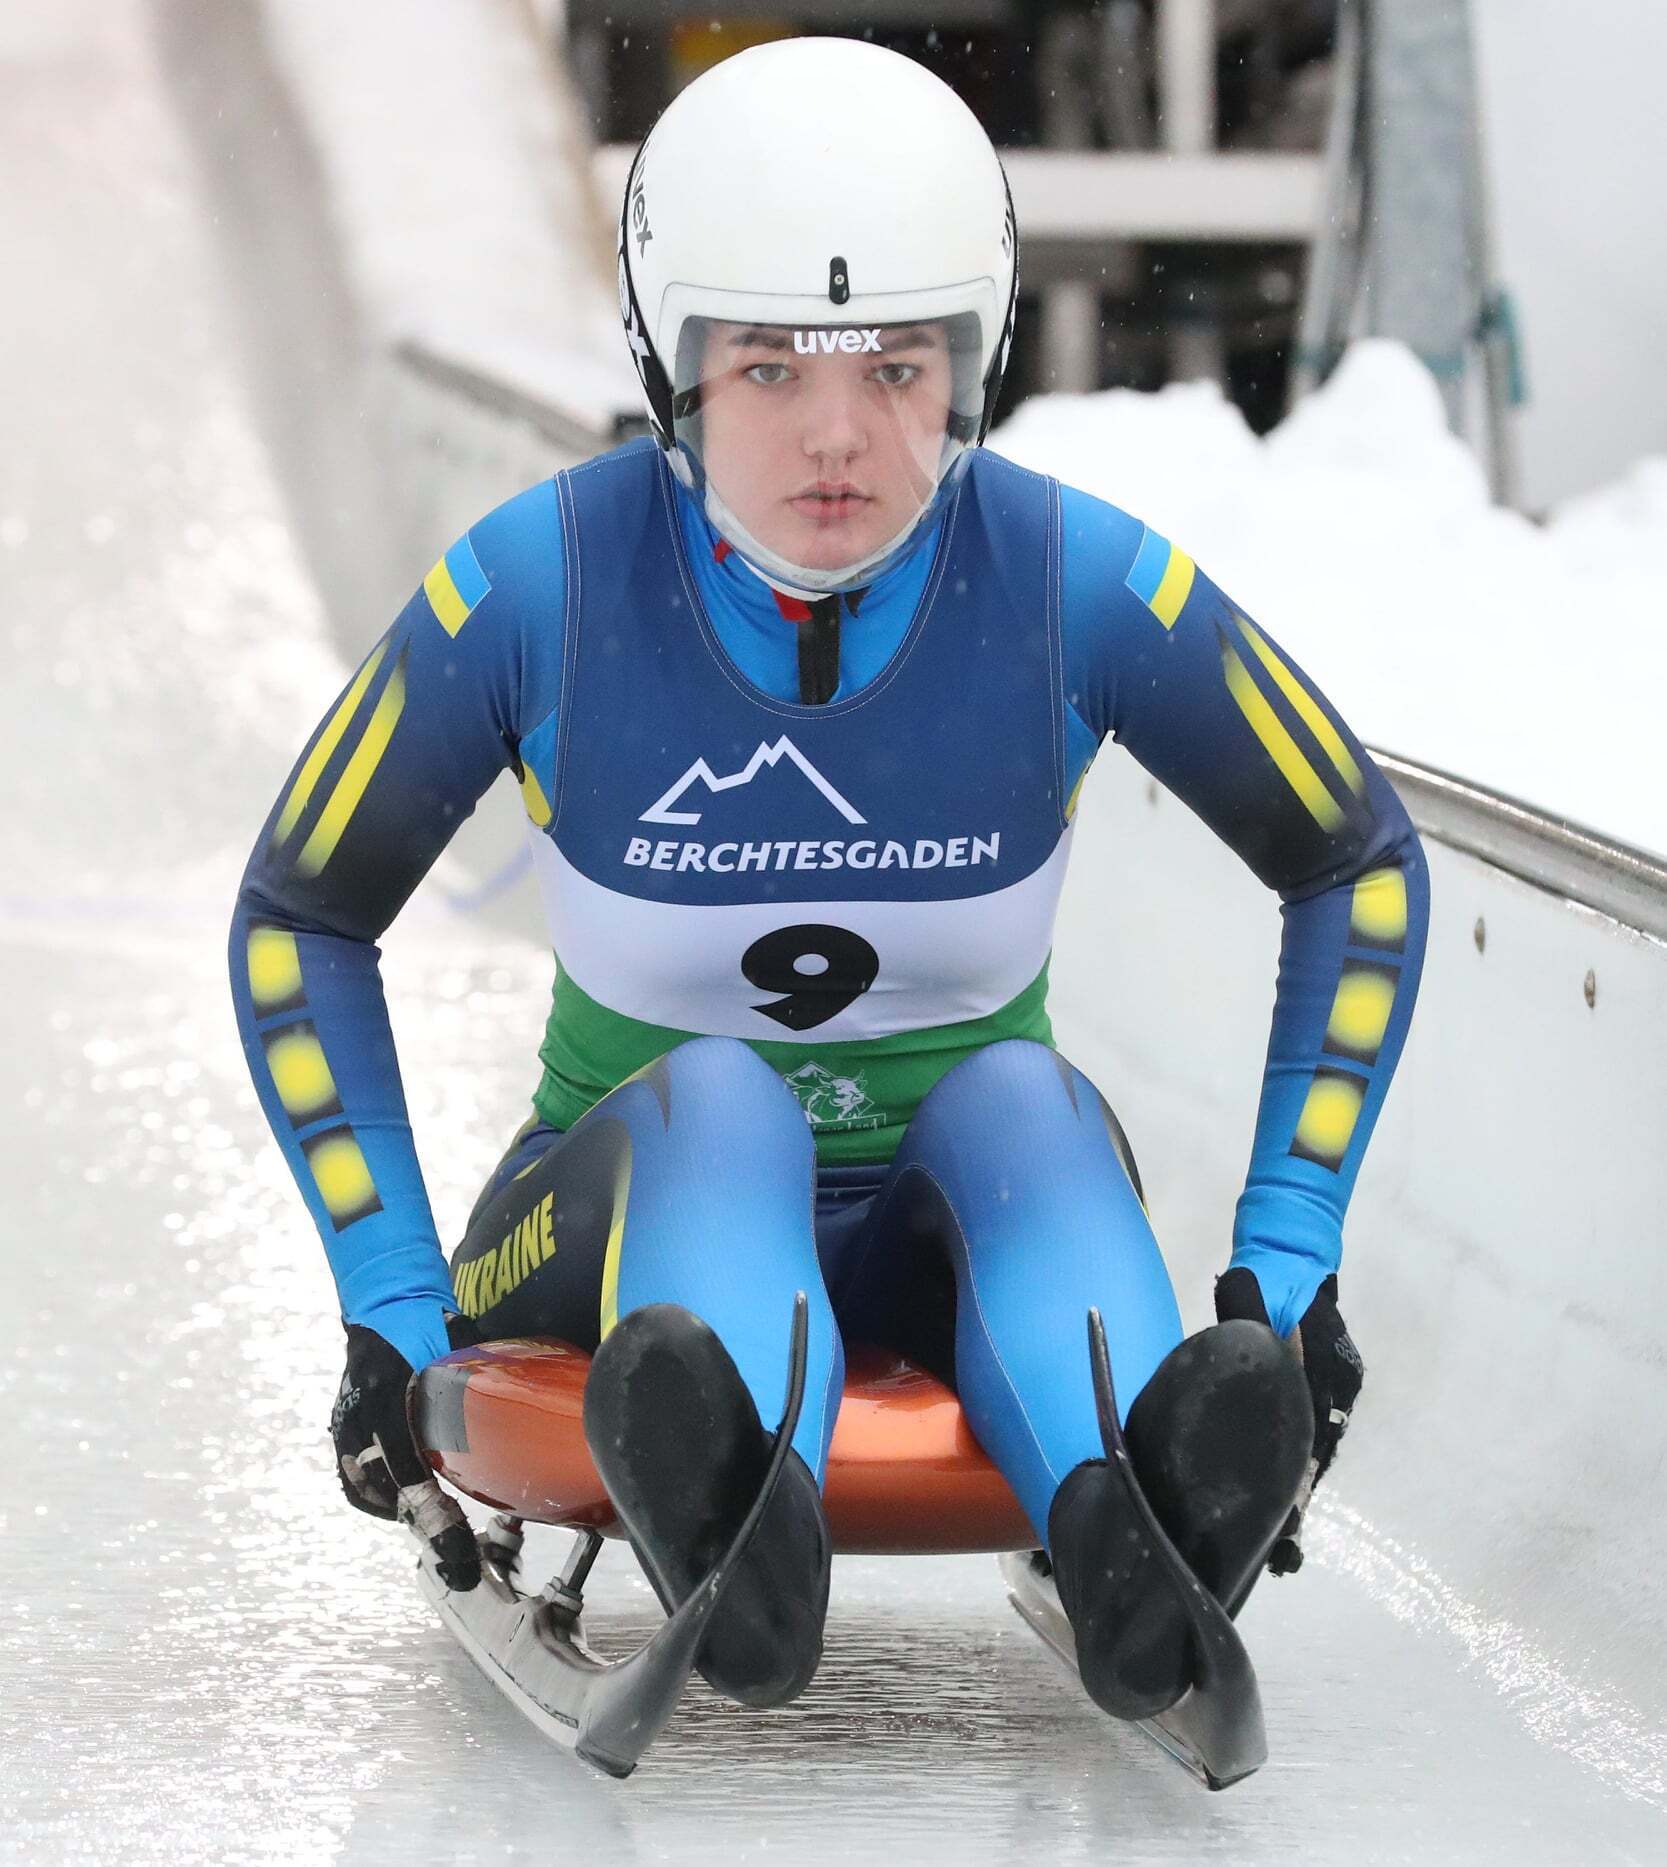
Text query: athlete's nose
798 369 869 466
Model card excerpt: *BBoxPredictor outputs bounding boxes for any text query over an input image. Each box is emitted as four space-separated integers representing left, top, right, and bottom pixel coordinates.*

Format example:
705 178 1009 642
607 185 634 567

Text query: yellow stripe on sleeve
1063 762 1091 823
293 656 408 880
265 1026 341 1125
423 559 471 638
1234 615 1365 798
1220 636 1345 831
1351 867 1409 947
1326 968 1396 1059
304 1129 381 1228
246 926 303 1013
272 642 388 849
1292 1071 1366 1168
1149 548 1196 629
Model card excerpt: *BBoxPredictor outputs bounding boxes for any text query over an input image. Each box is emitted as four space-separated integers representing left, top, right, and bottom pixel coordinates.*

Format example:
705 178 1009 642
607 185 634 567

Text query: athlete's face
695 321 955 573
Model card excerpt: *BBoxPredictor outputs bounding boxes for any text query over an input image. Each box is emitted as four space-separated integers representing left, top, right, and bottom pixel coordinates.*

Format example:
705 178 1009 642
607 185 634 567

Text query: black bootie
583 1303 831 1708
1047 1319 1312 1721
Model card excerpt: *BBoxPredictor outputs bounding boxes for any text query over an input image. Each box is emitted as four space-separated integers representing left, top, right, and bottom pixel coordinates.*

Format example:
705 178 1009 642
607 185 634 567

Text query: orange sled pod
410 1337 1036 1555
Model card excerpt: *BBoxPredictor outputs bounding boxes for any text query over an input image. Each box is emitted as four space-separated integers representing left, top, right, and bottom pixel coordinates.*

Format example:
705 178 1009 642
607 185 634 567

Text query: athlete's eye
744 362 793 386
873 363 920 388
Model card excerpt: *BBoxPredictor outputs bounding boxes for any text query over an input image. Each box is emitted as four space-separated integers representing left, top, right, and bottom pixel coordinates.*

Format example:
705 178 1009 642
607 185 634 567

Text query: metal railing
1377 750 1667 942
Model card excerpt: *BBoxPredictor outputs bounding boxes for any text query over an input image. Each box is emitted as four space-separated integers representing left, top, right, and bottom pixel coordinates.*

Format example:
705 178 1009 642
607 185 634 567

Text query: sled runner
1000 1310 1270 1790
412 1293 812 1777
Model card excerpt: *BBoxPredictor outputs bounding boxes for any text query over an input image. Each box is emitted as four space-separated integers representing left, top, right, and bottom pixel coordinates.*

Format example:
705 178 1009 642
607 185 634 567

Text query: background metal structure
1293 0 1519 496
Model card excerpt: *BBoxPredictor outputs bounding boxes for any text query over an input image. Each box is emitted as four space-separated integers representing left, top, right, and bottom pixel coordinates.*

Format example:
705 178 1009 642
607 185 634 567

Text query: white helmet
618 37 1019 596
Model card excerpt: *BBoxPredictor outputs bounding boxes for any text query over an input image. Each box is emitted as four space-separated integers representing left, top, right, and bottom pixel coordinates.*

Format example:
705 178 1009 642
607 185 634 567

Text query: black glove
330 1316 481 1591
1213 1266 1364 1576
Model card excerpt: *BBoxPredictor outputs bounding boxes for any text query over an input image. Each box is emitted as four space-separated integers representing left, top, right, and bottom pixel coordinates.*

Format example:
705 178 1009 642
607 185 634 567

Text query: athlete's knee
664 1034 791 1100
653 1036 810 1146
920 1038 1073 1116
918 1041 1143 1193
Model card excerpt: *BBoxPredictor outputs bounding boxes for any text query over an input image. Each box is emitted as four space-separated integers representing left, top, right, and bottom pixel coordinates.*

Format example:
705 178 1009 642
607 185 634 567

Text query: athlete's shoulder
399 477 573 734
971 455 1166 592
416 442 664 661
560 433 662 483
1056 480 1159 594
965 444 1049 490
399 479 564 665
437 477 563 612
1048 480 1208 742
549 435 674 556
1056 478 1211 641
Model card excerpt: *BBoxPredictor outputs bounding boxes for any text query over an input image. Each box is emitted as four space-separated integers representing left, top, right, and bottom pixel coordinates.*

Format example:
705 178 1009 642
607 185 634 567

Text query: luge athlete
230 38 1427 1721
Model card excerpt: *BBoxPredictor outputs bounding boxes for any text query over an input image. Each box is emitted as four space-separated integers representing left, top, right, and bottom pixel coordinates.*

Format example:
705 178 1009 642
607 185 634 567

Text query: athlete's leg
840 1038 1182 1547
451 1034 842 1481
843 1039 1309 1722
452 1037 839 1706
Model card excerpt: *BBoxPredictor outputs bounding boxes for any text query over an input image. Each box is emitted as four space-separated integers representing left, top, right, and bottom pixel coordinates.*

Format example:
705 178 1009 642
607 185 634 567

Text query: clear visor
671 315 985 594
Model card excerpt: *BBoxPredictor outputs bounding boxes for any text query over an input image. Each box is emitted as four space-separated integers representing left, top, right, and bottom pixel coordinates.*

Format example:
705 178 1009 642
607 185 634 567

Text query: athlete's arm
228 481 566 1372
1058 484 1429 1336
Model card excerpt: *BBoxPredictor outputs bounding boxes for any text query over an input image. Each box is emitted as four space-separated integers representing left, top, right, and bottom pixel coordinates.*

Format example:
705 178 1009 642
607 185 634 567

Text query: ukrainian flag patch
423 534 492 637
1125 526 1196 630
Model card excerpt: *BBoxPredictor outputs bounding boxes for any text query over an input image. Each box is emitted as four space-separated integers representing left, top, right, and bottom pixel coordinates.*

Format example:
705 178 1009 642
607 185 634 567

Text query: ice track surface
2 8 1664 1864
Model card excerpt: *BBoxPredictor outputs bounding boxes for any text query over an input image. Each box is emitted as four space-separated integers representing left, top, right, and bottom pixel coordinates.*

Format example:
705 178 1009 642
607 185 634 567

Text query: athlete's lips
789 484 872 521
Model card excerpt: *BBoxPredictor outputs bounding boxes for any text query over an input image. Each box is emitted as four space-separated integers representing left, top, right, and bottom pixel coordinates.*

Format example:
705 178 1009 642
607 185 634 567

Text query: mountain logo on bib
783 1060 884 1131
640 736 866 827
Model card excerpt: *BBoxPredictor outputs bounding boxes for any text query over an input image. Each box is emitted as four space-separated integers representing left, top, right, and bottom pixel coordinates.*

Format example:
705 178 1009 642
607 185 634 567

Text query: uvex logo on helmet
793 329 883 355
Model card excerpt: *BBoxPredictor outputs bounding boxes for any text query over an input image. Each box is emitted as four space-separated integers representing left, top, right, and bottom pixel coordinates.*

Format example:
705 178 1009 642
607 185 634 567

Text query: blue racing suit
229 440 1427 1540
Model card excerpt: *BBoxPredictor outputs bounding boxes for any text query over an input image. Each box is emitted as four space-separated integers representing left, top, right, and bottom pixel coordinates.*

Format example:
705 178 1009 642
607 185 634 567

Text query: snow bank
992 341 1667 859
